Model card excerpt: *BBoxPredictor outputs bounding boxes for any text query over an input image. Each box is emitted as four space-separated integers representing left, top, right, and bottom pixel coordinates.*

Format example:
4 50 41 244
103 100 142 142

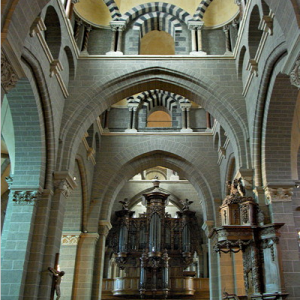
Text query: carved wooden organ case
210 179 287 300
107 180 200 298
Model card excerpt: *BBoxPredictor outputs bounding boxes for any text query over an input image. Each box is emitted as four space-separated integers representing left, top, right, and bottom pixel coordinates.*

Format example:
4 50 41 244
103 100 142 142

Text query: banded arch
129 89 189 111
121 2 192 25
133 12 182 38
103 0 121 20
59 66 250 178
193 0 214 21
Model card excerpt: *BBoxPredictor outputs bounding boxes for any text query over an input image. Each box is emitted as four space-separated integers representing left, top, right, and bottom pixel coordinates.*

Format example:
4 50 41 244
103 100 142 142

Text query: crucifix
48 253 65 300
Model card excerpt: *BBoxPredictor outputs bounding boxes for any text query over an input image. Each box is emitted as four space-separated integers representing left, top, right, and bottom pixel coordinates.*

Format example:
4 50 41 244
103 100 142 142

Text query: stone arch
6 78 46 188
75 155 89 232
59 66 250 175
21 47 56 190
103 0 121 20
133 12 182 38
88 145 220 231
64 46 76 81
237 45 247 80
252 44 287 187
193 0 214 21
44 5 62 59
121 2 192 25
262 73 299 185
248 5 263 59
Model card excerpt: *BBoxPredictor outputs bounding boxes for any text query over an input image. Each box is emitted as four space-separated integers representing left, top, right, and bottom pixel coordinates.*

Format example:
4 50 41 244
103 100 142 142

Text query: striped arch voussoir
193 0 214 21
121 2 192 25
133 12 182 37
103 0 121 20
128 89 189 112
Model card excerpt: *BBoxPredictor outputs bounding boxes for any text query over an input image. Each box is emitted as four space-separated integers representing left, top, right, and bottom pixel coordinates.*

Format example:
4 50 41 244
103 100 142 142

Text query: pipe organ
107 179 201 298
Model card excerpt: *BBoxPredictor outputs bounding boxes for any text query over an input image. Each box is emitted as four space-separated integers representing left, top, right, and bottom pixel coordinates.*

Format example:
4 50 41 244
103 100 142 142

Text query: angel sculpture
119 198 129 210
181 199 193 211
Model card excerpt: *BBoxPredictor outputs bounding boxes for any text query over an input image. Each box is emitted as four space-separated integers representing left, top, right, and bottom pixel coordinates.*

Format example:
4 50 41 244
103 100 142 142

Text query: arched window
147 110 172 127
140 30 175 55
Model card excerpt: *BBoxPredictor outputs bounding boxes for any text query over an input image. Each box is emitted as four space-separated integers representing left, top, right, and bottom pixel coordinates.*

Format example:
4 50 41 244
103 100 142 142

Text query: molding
79 55 235 60
101 131 213 136
264 185 294 203
61 231 82 245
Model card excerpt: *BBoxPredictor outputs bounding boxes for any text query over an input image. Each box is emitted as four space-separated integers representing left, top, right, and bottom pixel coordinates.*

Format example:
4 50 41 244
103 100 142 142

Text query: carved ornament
290 60 300 89
12 190 40 205
188 21 204 31
1 52 18 93
265 186 293 202
54 179 72 197
62 234 80 245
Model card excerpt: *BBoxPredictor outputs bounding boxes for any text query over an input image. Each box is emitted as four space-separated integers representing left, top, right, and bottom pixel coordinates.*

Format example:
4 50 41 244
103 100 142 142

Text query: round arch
87 149 220 231
59 66 250 176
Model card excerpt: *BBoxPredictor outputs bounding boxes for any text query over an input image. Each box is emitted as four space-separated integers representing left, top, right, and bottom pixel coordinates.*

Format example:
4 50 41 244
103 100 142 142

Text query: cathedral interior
1 0 300 299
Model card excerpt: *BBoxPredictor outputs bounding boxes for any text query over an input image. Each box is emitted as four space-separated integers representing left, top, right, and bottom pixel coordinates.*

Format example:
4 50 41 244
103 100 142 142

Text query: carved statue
119 198 129 210
181 199 193 211
48 267 65 300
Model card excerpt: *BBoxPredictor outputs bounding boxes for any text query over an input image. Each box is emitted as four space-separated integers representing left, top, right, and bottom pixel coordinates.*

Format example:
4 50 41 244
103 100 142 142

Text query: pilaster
92 221 112 299
73 233 99 299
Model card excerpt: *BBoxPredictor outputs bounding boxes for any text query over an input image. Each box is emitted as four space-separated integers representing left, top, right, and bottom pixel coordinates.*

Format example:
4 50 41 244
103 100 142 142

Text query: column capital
80 232 99 244
10 189 43 205
258 13 274 36
290 60 300 89
188 20 204 30
110 20 126 31
1 52 19 93
99 220 112 237
179 101 192 110
202 220 214 237
264 184 294 203
53 171 77 198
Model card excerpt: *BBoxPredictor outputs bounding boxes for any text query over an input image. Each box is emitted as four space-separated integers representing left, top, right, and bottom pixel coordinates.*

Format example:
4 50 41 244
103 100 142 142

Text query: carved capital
110 20 126 31
290 60 300 89
53 172 77 198
1 52 18 93
188 21 204 31
99 220 112 237
30 17 47 37
264 185 294 203
12 190 41 205
202 220 214 237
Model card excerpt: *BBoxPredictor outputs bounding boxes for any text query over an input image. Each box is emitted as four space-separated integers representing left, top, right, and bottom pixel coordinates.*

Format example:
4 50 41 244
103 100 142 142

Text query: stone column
206 112 212 130
59 232 82 300
72 233 99 299
74 19 83 42
103 108 110 133
223 25 232 55
180 102 193 133
38 172 77 300
1 188 42 300
81 25 92 54
92 221 112 300
188 21 206 56
125 101 139 132
202 244 208 278
106 21 126 56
